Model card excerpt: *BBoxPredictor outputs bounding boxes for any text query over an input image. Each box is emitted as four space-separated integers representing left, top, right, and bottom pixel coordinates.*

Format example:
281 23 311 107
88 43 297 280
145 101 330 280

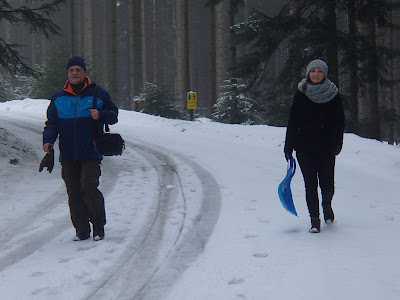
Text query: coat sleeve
284 94 298 154
334 95 345 155
98 87 118 125
43 99 59 145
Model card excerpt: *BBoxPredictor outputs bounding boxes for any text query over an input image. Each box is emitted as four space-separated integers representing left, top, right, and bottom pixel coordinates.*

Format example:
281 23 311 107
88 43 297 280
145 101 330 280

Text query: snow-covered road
1 99 400 300
0 110 220 299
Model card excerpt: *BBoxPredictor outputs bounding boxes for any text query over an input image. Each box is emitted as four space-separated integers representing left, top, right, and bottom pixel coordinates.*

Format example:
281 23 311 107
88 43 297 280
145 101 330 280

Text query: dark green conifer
0 0 66 75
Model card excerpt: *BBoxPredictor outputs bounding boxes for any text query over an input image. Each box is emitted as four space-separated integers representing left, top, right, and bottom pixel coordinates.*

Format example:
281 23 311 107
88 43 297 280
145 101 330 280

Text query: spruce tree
0 0 66 76
204 0 245 15
0 73 14 101
231 0 400 139
31 42 70 99
212 78 261 125
139 83 183 119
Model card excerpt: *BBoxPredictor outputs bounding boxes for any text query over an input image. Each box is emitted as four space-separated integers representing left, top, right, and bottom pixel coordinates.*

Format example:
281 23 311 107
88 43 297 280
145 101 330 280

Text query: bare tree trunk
347 0 358 133
389 10 395 144
324 0 339 86
175 0 190 112
228 2 236 68
393 4 400 143
77 1 84 56
141 1 147 87
131 0 145 101
152 0 167 85
102 2 110 89
158 0 170 87
208 6 217 116
83 0 94 70
152 0 157 83
358 17 380 140
215 1 230 97
366 19 380 140
357 21 369 136
70 0 75 56
144 1 154 83
91 2 104 81
288 1 301 88
243 0 249 54
110 0 118 106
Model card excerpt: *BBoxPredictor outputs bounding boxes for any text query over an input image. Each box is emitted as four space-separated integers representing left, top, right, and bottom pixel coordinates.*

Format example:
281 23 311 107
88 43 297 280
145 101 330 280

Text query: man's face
68 66 86 84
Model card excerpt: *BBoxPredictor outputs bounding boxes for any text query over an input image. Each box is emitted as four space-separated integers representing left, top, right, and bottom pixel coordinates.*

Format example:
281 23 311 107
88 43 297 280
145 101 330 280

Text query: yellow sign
187 92 197 110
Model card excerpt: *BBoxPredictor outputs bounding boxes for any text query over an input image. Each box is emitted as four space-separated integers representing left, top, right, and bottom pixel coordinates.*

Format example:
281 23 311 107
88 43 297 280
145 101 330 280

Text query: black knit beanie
66 56 86 72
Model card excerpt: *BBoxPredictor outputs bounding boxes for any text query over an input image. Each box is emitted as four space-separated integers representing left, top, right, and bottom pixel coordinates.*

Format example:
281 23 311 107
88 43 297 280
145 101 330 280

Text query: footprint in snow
385 216 395 221
258 219 270 224
29 272 45 277
31 287 50 296
244 206 256 211
228 278 245 285
253 252 269 258
244 234 258 239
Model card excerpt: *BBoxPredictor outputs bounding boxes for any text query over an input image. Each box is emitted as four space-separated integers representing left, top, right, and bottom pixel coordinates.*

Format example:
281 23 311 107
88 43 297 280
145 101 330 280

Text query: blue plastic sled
278 158 298 216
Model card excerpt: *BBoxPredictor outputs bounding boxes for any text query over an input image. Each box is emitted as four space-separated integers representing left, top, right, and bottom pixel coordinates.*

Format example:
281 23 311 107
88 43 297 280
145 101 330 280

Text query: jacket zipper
74 95 78 159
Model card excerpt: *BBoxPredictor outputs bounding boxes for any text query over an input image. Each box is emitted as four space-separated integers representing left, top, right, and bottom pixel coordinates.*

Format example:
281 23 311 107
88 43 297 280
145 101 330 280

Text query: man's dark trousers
61 159 106 236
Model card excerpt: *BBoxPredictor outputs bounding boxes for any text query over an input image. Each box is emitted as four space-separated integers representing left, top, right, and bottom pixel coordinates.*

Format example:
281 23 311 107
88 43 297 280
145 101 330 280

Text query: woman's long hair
302 74 326 92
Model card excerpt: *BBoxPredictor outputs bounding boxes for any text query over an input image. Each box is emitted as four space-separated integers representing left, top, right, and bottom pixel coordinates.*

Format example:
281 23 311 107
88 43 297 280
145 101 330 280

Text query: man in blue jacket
42 56 118 241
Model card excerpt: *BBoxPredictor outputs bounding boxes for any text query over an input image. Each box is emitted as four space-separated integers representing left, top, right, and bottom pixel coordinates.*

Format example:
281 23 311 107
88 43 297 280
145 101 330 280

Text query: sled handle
287 157 296 173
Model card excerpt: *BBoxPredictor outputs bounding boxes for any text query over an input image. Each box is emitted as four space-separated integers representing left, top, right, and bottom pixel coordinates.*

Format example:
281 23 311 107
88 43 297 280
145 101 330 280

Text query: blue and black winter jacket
43 77 118 161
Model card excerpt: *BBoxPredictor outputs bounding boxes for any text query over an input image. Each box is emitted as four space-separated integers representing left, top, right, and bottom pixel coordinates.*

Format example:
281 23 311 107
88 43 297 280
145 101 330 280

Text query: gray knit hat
306 59 328 77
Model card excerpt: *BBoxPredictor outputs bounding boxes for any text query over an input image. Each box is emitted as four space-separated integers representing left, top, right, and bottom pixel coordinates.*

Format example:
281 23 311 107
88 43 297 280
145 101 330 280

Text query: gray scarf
298 78 338 103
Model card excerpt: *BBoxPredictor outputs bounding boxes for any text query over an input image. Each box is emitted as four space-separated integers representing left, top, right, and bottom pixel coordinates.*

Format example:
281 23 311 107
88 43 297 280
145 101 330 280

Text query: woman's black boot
309 217 321 233
322 204 335 224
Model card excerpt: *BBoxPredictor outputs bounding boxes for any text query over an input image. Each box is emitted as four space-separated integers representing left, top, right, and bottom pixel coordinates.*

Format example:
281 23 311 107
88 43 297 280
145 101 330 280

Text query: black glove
334 144 342 156
284 151 293 161
39 146 54 173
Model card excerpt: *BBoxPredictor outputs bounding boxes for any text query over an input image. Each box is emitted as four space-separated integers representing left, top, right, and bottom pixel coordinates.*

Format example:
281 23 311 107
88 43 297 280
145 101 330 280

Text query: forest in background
0 0 400 144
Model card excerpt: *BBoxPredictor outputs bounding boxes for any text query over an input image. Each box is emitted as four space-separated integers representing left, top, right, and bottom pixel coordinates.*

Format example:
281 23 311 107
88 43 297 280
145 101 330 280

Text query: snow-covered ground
0 99 399 300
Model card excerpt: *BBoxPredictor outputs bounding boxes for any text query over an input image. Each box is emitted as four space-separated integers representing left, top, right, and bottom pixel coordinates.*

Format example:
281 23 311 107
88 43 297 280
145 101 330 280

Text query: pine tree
0 73 14 101
31 42 70 99
140 82 183 119
205 0 246 116
231 0 400 140
351 0 400 139
231 1 342 91
204 0 245 14
212 78 261 125
0 0 66 76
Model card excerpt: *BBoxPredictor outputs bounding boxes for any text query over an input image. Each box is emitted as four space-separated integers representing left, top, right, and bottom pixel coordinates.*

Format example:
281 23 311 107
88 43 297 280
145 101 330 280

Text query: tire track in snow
88 141 221 300
0 118 120 272
0 118 70 272
0 114 221 299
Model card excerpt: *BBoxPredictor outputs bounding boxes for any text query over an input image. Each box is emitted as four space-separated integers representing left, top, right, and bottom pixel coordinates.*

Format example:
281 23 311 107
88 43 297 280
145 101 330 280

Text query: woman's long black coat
284 90 345 156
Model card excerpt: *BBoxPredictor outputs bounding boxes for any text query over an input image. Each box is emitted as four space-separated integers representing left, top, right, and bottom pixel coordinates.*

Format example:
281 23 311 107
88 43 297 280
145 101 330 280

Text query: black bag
100 130 125 156
93 86 125 156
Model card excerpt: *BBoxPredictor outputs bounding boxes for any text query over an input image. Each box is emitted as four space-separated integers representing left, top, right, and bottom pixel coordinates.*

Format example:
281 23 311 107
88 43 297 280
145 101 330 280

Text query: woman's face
308 68 325 84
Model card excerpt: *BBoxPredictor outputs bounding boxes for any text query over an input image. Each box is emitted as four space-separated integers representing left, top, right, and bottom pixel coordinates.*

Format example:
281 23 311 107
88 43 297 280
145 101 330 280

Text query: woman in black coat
284 59 345 233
